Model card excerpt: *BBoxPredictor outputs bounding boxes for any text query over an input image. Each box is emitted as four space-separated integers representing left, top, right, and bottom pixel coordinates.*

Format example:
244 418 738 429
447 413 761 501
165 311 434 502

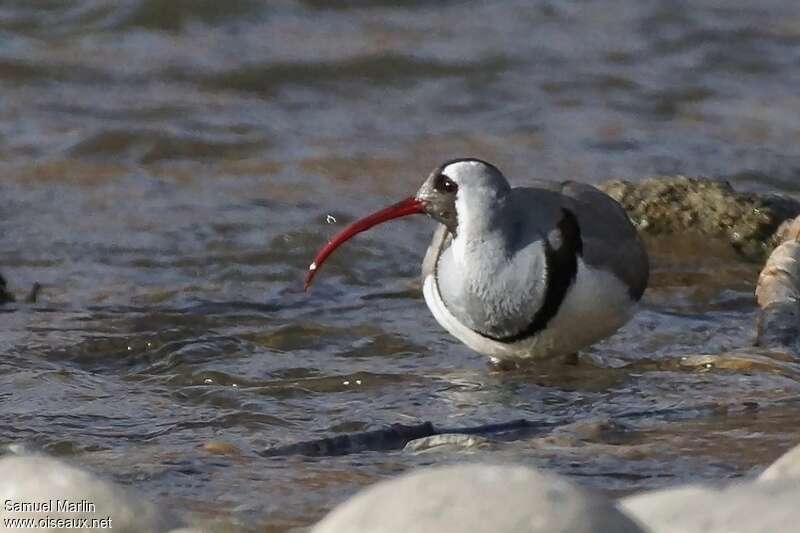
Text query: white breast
423 258 636 362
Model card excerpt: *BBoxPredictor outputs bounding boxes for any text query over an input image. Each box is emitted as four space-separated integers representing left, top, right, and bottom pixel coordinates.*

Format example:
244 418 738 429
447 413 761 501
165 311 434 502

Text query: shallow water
2 0 800 530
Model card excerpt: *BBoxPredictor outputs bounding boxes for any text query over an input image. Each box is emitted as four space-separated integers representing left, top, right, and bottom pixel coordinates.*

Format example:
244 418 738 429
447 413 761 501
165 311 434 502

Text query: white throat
435 223 548 341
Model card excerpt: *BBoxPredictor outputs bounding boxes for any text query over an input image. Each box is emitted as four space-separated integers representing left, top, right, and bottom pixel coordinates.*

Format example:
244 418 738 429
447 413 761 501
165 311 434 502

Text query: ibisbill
305 158 649 365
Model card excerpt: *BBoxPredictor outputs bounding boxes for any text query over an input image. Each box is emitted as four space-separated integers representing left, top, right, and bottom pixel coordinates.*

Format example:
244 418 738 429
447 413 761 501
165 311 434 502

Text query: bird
305 158 648 365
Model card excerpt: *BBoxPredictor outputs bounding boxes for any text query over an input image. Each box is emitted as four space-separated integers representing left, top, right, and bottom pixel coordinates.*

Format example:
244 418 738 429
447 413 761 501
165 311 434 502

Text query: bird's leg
0 274 15 304
0 275 42 305
25 282 42 303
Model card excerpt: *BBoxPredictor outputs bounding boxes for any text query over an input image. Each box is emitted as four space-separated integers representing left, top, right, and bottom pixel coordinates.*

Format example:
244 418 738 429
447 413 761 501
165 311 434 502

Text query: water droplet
309 262 317 271
326 214 337 224
232 383 239 388
355 379 362 385
204 378 214 385
146 341 153 349
342 380 350 386
127 346 133 351
704 363 713 369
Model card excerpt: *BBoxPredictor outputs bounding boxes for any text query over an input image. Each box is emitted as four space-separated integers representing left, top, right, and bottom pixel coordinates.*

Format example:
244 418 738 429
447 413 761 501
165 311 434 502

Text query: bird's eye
434 174 458 194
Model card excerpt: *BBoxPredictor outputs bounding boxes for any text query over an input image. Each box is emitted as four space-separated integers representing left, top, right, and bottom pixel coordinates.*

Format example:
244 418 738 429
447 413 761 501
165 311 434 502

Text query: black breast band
475 208 583 344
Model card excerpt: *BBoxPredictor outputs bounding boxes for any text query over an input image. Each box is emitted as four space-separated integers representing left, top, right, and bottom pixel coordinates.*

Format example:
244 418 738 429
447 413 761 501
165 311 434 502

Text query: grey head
415 158 512 237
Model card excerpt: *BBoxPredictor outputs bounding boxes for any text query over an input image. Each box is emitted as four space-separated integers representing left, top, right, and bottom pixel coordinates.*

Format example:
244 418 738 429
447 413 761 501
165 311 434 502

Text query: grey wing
421 224 452 282
560 181 649 300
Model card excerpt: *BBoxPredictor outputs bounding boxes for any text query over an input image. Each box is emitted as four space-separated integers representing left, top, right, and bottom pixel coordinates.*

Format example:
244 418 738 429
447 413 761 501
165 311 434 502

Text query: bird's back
422 180 648 301
544 180 648 301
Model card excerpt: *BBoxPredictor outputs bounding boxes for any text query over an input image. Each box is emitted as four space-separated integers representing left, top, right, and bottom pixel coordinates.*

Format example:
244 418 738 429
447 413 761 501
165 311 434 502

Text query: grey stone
758 442 800 481
311 463 646 533
620 478 800 533
0 455 183 533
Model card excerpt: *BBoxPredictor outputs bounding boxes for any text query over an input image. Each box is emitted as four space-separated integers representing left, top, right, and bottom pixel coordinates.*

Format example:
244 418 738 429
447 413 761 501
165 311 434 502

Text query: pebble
202 440 242 456
310 463 645 533
0 455 185 533
313 440 800 532
620 478 800 533
758 441 800 482
404 433 491 452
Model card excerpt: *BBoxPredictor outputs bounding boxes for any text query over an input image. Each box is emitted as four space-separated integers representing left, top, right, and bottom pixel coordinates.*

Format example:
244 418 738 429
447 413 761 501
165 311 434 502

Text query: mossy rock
599 176 800 261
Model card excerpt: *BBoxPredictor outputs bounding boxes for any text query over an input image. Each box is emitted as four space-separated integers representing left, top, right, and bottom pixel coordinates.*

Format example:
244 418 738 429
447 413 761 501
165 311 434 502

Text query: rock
771 216 800 244
311 464 646 533
758 442 800 481
202 440 241 456
755 239 800 349
0 442 33 455
261 422 435 457
620 477 800 533
403 433 491 452
598 176 800 260
755 215 800 350
550 417 633 444
0 455 184 533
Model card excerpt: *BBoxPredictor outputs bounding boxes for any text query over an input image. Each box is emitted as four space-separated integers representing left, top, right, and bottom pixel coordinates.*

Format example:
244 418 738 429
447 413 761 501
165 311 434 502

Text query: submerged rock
619 477 800 533
261 419 547 457
599 176 800 260
311 464 645 533
0 455 187 533
403 433 491 452
261 422 436 457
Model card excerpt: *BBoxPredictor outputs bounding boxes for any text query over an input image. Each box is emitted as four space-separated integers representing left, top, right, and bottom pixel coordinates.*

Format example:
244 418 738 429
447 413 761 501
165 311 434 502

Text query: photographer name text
4 499 96 513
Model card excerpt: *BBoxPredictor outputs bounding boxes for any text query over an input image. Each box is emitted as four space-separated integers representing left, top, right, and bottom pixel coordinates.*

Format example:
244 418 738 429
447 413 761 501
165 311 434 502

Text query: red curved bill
304 196 425 290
